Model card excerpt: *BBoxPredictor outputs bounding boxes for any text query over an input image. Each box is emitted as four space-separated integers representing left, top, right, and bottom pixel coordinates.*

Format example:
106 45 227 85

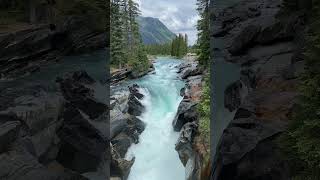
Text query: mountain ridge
137 16 176 45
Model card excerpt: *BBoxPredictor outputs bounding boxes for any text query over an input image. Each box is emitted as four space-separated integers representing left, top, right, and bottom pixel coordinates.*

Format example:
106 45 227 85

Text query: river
0 49 108 91
119 57 185 180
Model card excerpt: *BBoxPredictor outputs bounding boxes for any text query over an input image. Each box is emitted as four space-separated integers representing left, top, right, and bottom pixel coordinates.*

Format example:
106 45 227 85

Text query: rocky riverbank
173 61 207 180
0 16 107 80
110 84 146 180
0 71 108 179
110 63 155 85
210 0 307 179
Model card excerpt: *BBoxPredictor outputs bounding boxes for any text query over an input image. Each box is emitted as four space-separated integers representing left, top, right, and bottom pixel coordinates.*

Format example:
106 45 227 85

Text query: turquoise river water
124 57 185 180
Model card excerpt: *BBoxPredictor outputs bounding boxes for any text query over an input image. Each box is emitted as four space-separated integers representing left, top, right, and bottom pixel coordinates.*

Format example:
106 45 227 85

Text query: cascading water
125 57 185 180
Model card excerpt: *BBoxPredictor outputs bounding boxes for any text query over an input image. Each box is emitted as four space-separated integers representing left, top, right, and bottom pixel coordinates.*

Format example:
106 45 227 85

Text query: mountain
137 16 176 45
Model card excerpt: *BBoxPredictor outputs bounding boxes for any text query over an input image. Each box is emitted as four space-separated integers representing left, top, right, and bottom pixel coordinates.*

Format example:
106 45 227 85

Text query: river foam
125 58 185 180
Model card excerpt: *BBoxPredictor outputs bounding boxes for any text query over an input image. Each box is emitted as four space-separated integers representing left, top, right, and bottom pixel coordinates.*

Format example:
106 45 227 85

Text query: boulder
181 65 202 79
127 84 145 116
185 75 203 102
186 154 201 180
0 89 64 159
111 144 134 180
0 16 107 80
57 105 108 173
173 101 198 132
111 69 132 84
111 133 132 158
256 14 304 44
224 80 246 112
228 25 261 55
57 71 107 120
0 120 21 153
175 122 198 166
0 150 88 180
110 119 128 139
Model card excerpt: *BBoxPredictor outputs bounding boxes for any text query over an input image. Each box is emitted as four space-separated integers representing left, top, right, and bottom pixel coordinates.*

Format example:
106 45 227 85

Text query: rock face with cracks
210 0 307 179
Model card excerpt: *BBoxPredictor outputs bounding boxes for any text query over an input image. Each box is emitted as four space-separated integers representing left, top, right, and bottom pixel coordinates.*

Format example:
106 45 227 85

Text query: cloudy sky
135 0 199 45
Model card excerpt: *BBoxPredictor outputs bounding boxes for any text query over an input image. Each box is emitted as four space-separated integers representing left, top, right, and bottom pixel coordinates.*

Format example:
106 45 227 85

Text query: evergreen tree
185 34 189 54
111 0 126 68
196 0 210 66
170 34 188 58
111 0 148 73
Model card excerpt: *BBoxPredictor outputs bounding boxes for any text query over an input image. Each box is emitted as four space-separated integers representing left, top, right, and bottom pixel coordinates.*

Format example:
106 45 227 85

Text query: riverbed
117 57 186 180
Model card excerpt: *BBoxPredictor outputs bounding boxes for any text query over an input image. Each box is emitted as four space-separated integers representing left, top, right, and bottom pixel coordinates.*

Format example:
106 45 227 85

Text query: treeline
196 0 210 66
280 0 320 179
145 43 171 55
171 34 188 58
111 0 149 74
145 33 188 58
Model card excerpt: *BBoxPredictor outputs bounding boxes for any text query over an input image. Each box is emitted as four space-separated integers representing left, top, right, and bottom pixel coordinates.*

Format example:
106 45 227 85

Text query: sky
135 0 199 45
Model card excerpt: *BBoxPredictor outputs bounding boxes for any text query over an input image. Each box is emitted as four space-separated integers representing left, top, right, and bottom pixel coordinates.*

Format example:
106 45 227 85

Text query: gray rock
127 84 145 116
111 133 132 158
224 80 248 112
57 71 107 120
111 119 128 139
186 154 201 180
173 101 198 132
181 65 202 79
0 121 21 153
111 144 134 180
0 150 87 180
57 105 107 173
175 122 198 166
228 25 261 55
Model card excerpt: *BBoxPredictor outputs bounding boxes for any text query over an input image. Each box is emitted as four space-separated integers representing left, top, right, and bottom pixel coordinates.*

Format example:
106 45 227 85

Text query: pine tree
185 34 189 54
170 34 188 58
196 0 210 66
111 0 126 68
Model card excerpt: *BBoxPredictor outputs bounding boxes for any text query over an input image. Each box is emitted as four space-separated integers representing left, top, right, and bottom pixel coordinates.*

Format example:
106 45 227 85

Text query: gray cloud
135 0 199 45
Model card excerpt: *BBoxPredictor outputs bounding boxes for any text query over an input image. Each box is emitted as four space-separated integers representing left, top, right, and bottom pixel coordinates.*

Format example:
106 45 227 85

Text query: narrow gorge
110 57 206 180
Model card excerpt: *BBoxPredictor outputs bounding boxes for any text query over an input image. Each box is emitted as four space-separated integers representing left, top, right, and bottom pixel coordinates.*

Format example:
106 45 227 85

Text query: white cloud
136 0 199 45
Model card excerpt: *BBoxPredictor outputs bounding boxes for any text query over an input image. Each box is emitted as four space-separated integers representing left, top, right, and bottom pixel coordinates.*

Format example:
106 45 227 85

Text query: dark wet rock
0 89 65 160
256 15 303 45
111 116 145 158
0 16 107 80
111 133 132 158
212 135 290 180
228 25 261 55
240 69 257 90
57 71 107 120
175 122 198 166
127 116 146 135
173 101 198 132
224 80 246 112
127 84 145 116
186 154 201 180
111 69 132 84
225 55 258 67
181 65 203 79
211 105 288 180
57 105 107 173
0 150 88 180
111 144 134 180
180 87 186 97
0 121 21 153
210 0 306 179
111 119 128 139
